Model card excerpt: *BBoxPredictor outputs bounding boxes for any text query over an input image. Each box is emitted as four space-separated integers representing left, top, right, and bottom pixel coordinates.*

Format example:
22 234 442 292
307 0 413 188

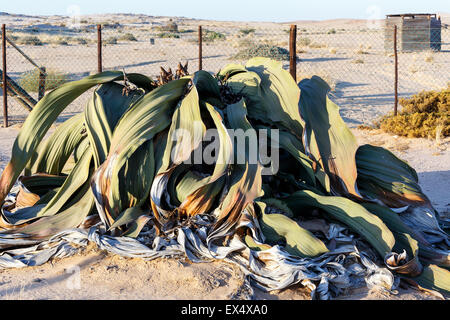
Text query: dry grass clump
309 42 327 49
378 87 450 138
298 37 311 47
239 28 256 35
424 51 434 63
16 36 43 46
73 37 88 45
104 37 118 45
355 44 369 55
157 32 180 39
118 33 138 42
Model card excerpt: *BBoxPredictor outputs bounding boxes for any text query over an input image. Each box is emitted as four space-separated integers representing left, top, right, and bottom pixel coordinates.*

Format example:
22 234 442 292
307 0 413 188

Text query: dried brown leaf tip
157 62 189 85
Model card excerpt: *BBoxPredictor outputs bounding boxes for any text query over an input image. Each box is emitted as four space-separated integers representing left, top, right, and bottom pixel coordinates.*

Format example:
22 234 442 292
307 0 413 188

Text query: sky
1 0 449 22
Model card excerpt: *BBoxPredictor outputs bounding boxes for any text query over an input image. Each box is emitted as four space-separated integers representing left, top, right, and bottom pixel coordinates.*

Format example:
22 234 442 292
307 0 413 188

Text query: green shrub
203 30 226 42
19 69 70 93
239 28 256 35
234 44 290 61
327 28 336 34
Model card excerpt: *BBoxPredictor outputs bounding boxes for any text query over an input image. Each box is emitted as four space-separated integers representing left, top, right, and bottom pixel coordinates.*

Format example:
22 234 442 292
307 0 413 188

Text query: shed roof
386 13 437 19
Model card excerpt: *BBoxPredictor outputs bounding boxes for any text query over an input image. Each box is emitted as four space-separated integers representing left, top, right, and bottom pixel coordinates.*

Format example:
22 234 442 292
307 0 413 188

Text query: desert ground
0 12 448 300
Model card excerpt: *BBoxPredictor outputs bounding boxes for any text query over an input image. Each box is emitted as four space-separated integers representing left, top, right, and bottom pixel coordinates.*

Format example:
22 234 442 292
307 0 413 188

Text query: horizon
0 0 449 23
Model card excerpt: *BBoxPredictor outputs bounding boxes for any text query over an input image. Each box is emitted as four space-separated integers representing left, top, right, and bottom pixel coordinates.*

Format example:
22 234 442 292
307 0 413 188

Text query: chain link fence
1 21 449 127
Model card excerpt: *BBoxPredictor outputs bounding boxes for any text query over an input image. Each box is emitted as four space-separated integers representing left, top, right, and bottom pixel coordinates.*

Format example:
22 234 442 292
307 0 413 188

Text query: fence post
289 24 297 82
38 66 46 101
97 24 102 73
393 25 398 116
198 25 203 71
2 24 7 128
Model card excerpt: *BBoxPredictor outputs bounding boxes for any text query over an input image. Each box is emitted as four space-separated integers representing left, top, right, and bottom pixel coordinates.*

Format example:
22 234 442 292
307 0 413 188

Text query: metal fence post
394 25 398 116
289 24 297 82
38 66 46 101
97 24 102 73
2 24 7 128
198 25 203 71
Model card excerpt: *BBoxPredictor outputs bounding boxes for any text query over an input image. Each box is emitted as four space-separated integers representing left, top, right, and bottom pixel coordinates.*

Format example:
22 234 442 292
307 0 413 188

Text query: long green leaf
285 190 395 257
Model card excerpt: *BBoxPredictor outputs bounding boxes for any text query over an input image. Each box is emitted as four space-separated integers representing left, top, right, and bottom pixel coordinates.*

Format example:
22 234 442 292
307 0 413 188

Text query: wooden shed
384 14 441 52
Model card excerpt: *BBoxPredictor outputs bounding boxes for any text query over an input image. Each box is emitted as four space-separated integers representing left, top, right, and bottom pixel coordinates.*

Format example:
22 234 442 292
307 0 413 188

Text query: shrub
377 87 450 138
239 28 256 35
118 33 138 42
203 30 226 42
309 42 327 49
327 28 336 34
104 37 118 45
73 37 88 45
19 69 70 93
234 44 290 61
157 32 180 39
157 21 178 32
52 37 69 45
6 32 19 42
16 36 43 46
298 37 311 47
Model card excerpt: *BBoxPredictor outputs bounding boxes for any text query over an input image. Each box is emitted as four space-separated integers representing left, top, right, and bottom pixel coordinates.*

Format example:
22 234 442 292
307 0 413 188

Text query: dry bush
118 33 138 42
298 37 311 47
378 87 450 138
424 51 434 63
16 35 43 46
309 42 327 49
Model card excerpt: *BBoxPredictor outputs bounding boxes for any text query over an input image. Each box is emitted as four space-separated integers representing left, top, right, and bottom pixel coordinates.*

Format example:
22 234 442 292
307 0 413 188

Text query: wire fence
1 21 449 127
